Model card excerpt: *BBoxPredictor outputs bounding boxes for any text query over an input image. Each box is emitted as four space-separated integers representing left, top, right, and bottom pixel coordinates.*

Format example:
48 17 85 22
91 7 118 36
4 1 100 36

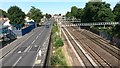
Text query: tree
76 8 83 19
27 6 43 23
113 2 120 22
93 4 115 22
71 6 78 18
59 14 61 16
81 2 114 23
112 2 120 37
66 6 83 19
81 2 98 22
66 11 72 18
7 6 25 24
45 13 52 19
0 9 8 18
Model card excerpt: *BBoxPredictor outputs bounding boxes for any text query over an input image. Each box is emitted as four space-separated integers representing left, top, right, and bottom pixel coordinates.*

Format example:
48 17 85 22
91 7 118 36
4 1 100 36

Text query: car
45 25 49 28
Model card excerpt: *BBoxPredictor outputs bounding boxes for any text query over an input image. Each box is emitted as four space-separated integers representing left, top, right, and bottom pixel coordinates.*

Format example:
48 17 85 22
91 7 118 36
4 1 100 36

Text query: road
1 21 52 68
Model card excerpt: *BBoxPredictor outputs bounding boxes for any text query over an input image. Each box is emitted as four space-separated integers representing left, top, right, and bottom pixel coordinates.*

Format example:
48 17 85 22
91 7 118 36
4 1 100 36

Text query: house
24 16 34 22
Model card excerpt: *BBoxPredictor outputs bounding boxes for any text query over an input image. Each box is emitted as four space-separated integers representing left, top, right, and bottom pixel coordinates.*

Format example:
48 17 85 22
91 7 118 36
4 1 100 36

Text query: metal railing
62 22 120 26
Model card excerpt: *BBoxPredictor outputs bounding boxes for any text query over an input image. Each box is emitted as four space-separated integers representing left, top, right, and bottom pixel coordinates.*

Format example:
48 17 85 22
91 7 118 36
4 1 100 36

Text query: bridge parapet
62 22 119 26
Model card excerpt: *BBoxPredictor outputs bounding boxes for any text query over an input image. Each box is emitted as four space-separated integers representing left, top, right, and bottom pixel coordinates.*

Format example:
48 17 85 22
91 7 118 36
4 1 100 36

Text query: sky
0 0 119 15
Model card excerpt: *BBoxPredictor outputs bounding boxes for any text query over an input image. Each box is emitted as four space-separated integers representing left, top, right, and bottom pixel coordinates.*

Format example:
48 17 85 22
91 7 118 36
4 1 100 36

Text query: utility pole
59 21 61 38
58 17 62 38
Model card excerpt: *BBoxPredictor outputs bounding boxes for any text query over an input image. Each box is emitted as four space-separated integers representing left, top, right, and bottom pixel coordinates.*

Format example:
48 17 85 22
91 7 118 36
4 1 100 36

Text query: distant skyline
0 0 119 15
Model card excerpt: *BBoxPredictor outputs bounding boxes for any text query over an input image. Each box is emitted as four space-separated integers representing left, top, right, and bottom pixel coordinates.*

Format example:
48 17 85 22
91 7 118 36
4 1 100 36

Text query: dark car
45 25 49 28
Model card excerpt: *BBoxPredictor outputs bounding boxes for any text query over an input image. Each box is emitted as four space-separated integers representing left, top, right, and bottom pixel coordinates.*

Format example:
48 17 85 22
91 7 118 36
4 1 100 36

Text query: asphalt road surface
1 21 52 68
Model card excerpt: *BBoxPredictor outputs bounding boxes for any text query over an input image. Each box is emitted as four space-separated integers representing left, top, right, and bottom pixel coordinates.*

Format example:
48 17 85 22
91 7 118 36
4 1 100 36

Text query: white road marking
32 40 36 44
0 28 37 59
32 28 45 44
39 28 45 36
35 60 41 64
13 56 22 66
46 37 49 40
35 36 39 40
38 50 41 56
32 54 38 67
34 45 37 47
18 51 22 53
0 58 3 68
43 42 46 46
27 46 32 52
24 46 31 53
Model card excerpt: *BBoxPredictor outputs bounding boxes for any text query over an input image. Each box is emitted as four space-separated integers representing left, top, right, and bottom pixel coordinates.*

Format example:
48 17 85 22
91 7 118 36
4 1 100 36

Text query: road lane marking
0 28 40 59
18 51 22 53
43 41 46 45
34 45 37 47
24 46 31 53
38 50 41 56
33 26 51 67
32 28 45 44
32 40 36 44
39 28 45 36
35 36 39 40
32 54 38 67
13 56 22 66
46 37 49 40
37 40 46 52
28 46 32 52
0 58 3 68
35 60 41 64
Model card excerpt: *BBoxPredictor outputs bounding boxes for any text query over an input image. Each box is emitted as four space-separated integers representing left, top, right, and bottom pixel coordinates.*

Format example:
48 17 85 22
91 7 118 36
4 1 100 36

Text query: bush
51 22 67 67
55 38 64 48
51 48 67 67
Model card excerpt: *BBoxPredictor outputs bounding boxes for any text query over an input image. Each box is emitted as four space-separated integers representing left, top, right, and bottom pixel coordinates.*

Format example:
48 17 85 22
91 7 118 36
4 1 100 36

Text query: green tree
27 6 43 23
45 13 52 19
76 8 83 19
0 9 8 18
81 2 114 23
93 4 115 22
113 2 120 22
71 6 78 18
66 7 83 19
66 11 72 18
7 6 25 24
81 2 97 22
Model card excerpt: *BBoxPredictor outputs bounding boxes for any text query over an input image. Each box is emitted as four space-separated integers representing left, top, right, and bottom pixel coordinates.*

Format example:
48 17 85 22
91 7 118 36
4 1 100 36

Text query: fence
22 22 36 35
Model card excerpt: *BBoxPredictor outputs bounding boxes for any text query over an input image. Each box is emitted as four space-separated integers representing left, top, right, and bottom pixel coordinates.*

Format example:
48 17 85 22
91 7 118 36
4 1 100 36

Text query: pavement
1 21 52 68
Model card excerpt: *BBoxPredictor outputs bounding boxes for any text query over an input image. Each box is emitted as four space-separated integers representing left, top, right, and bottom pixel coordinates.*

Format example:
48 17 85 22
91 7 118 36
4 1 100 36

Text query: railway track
63 26 119 67
83 29 120 53
80 29 120 60
68 27 112 67
69 27 119 67
62 28 97 68
71 26 120 60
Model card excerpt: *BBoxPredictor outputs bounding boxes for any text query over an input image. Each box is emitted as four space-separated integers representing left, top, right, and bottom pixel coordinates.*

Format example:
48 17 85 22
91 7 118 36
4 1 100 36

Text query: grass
51 47 67 66
51 22 68 67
